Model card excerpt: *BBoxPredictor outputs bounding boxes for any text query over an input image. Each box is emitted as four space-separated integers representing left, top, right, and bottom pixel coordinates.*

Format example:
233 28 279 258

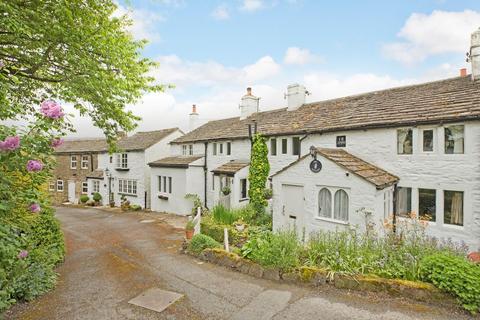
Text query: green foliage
248 134 270 213
130 204 141 211
200 215 243 245
188 234 222 255
79 195 89 203
92 192 102 202
263 188 273 200
0 0 166 144
420 252 480 314
184 193 206 215
185 220 195 231
212 205 238 225
242 230 301 271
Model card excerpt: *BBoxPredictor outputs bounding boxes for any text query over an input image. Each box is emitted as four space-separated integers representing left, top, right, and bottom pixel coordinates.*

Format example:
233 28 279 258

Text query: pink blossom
51 138 64 148
0 60 4 68
30 203 41 213
40 100 64 119
26 159 43 172
0 136 20 151
17 250 29 259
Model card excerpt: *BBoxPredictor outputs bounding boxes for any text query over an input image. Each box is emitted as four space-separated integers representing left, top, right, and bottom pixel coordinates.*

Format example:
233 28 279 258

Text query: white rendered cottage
149 28 480 250
89 128 183 209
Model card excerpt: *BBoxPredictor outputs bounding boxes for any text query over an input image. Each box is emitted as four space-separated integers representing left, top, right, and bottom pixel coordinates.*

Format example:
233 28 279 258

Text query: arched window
318 188 332 218
334 189 349 221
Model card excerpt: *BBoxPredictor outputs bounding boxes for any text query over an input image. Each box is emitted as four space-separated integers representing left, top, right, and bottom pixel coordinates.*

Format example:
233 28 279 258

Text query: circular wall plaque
310 159 322 173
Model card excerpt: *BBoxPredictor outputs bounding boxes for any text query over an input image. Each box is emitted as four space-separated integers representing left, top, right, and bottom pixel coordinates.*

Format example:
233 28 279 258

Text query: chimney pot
460 68 467 77
192 104 197 114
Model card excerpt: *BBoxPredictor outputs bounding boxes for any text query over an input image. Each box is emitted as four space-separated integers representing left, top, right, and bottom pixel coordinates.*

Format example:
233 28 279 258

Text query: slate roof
148 155 204 168
271 148 399 190
117 128 181 151
172 76 480 144
54 138 108 154
86 170 104 179
211 160 250 176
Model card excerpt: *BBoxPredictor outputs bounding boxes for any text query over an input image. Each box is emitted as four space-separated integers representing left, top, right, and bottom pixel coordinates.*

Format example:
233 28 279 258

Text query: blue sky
73 0 480 136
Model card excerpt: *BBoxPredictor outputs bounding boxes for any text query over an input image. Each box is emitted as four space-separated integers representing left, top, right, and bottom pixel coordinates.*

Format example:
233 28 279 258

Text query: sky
68 0 480 137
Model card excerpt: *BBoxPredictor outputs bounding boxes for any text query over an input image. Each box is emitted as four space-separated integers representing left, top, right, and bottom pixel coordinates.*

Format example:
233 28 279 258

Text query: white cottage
149 28 480 250
88 128 183 209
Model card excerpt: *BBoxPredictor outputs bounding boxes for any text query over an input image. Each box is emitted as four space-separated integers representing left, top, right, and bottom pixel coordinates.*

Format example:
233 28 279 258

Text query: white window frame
182 145 187 156
81 182 88 194
56 180 64 192
158 176 172 194
92 180 100 193
397 128 413 155
118 178 137 196
81 155 89 169
70 155 77 169
49 181 55 191
188 144 193 156
444 125 465 155
420 128 435 153
116 153 128 169
316 186 349 224
240 178 248 200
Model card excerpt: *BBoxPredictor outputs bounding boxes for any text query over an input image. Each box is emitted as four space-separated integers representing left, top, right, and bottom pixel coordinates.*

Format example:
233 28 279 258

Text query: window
383 190 393 219
158 176 162 192
70 155 77 169
116 153 128 169
396 187 412 217
444 125 464 154
397 129 413 154
334 190 349 221
118 179 137 195
292 137 300 156
189 144 193 155
168 177 172 193
213 143 217 155
109 156 113 163
82 182 88 194
212 174 215 190
226 142 231 155
163 176 167 192
240 179 247 199
444 190 463 226
182 145 187 155
270 138 277 156
422 129 434 152
158 176 172 194
219 143 223 154
49 181 55 191
419 189 436 222
92 180 100 193
81 155 89 169
318 188 332 218
281 138 288 154
56 180 64 192
336 136 346 147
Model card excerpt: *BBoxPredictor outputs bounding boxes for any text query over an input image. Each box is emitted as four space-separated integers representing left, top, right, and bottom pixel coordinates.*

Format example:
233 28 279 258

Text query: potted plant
185 220 195 240
221 186 231 196
79 195 89 205
92 192 102 206
263 189 273 200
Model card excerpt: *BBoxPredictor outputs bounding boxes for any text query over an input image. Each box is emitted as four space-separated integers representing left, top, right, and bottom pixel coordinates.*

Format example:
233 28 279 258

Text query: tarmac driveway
5 207 472 320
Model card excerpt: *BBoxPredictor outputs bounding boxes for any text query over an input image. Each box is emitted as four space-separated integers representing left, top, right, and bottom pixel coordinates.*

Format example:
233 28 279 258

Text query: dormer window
116 153 128 169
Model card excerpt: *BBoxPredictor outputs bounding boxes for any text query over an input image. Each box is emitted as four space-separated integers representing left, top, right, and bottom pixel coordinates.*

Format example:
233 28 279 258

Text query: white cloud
212 5 230 20
114 4 163 42
284 47 323 65
240 0 264 12
242 56 281 81
383 10 480 64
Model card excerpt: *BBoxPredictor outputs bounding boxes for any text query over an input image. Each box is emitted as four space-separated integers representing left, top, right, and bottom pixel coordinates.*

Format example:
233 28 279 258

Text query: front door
282 184 305 237
68 181 76 203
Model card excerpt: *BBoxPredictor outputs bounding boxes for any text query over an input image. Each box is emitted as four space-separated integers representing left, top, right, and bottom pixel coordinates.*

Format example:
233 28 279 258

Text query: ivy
248 134 270 214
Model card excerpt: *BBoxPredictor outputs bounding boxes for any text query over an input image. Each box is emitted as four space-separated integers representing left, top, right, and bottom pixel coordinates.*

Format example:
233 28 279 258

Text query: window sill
115 168 130 172
239 197 249 202
158 194 169 200
118 193 137 197
315 217 349 225
442 223 464 230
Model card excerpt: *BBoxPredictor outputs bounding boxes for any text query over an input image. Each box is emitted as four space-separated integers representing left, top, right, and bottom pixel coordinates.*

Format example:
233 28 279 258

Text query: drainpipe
204 142 208 209
392 183 398 234
299 133 309 159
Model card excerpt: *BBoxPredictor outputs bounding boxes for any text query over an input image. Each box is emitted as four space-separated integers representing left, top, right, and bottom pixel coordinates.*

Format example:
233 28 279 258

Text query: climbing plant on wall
248 133 270 214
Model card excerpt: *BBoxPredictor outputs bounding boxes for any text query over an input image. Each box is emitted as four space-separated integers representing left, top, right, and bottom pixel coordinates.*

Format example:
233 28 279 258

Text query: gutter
392 183 398 234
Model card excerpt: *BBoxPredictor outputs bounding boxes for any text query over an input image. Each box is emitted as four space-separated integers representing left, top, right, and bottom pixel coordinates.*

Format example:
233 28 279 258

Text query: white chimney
286 84 308 111
239 87 259 120
189 104 199 132
470 27 480 81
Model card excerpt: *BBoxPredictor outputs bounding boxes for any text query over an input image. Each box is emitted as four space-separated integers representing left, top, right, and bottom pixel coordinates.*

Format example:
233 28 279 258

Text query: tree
0 0 165 144
248 134 270 214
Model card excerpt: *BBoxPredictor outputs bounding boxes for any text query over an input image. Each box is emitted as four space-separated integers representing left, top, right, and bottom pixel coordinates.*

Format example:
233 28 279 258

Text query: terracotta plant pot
185 229 194 240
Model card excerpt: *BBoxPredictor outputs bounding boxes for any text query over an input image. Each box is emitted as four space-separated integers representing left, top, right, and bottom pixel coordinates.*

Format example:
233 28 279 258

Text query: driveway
5 207 471 320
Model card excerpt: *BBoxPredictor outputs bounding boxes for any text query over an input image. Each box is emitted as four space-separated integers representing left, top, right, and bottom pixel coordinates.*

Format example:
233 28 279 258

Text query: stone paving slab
128 288 183 313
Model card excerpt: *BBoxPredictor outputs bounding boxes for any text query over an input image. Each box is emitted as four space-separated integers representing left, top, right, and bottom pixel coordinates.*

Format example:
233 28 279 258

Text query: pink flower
40 100 64 119
30 203 41 213
0 136 20 151
51 138 64 148
17 250 29 259
26 159 43 172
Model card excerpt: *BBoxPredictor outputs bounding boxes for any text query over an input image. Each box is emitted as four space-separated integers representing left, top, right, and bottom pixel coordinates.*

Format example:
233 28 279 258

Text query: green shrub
200 215 243 245
92 192 102 202
212 205 238 225
420 252 480 314
79 195 89 203
130 204 141 211
242 229 301 271
188 234 222 255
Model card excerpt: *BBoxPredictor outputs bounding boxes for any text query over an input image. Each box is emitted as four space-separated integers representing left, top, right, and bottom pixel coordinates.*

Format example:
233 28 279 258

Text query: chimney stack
239 87 259 120
470 27 480 81
460 68 467 77
286 84 308 111
189 104 200 132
